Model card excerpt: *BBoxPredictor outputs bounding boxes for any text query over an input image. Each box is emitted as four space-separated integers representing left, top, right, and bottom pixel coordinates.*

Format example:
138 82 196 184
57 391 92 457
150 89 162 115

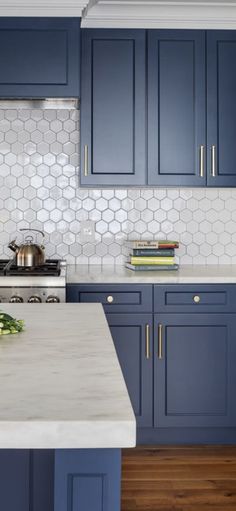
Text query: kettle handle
19 228 45 240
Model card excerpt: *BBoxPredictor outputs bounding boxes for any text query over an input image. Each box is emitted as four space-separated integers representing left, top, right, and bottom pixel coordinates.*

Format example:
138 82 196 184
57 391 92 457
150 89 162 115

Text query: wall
0 107 235 265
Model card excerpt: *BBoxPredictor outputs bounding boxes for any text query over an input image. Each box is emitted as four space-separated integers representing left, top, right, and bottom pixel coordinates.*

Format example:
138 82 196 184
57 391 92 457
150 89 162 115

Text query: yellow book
130 256 175 265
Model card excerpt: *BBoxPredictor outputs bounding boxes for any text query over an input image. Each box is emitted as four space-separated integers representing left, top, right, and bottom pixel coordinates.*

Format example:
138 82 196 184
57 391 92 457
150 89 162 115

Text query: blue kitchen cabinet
54 449 121 511
0 18 80 97
0 450 30 511
154 313 236 428
207 31 236 186
66 283 152 313
0 450 54 511
148 30 206 186
107 314 153 428
80 29 146 186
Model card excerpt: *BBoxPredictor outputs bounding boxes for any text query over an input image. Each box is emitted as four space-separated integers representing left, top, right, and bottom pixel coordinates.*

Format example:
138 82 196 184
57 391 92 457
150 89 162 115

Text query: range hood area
2 0 236 29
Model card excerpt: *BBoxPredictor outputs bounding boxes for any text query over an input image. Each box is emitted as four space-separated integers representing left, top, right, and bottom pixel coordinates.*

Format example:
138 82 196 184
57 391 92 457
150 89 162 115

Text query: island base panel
54 448 121 511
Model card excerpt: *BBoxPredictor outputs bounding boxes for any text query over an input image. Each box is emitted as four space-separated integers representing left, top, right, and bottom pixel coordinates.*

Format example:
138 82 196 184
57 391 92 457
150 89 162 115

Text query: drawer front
154 284 236 313
67 284 152 312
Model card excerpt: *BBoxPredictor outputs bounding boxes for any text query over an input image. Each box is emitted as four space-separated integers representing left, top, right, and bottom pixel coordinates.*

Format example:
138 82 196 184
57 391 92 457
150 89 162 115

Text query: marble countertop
0 304 136 449
67 264 236 284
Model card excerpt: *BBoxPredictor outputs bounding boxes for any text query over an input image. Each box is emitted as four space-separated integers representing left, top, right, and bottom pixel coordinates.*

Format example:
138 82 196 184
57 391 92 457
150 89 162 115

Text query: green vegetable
0 312 24 336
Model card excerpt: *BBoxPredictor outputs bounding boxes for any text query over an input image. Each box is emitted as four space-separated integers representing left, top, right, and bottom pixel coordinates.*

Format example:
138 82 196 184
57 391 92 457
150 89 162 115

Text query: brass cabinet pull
199 145 204 178
84 145 88 176
145 324 150 359
106 295 114 304
193 295 201 303
158 324 163 359
211 145 216 177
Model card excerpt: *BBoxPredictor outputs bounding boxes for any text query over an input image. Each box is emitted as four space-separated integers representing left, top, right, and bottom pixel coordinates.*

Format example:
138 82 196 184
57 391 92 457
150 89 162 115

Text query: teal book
132 248 175 257
126 263 179 272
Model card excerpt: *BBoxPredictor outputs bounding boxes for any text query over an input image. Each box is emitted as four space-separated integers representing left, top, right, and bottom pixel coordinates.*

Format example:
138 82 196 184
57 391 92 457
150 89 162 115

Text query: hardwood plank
121 446 236 511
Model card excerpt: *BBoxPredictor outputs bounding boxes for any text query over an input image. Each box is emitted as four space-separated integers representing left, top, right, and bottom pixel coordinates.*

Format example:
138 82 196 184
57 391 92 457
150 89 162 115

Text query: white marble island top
0 304 136 449
67 264 236 284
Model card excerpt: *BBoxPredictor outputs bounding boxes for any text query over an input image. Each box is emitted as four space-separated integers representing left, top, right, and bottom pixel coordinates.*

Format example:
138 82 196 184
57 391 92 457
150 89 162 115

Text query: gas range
0 259 66 303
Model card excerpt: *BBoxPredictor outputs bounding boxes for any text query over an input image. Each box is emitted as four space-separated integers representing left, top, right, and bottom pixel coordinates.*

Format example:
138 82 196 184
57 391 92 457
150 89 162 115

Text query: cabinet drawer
67 284 152 313
154 284 236 313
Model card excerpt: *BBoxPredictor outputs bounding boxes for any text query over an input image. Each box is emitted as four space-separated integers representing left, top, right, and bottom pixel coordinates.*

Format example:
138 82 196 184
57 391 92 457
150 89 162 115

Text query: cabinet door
207 31 236 186
0 18 80 97
154 314 236 428
81 29 146 186
0 451 30 511
107 314 153 427
148 30 206 186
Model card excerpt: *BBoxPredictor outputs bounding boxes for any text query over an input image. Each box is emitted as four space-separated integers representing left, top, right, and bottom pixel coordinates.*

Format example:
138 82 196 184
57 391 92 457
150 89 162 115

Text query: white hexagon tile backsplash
0 107 235 264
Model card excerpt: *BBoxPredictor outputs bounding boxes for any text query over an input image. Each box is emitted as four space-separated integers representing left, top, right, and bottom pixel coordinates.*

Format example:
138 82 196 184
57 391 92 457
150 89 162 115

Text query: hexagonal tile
96 198 108 212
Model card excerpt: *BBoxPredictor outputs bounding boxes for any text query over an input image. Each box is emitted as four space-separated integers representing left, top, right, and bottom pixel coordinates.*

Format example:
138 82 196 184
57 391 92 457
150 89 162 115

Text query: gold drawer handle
193 295 201 304
145 324 150 359
158 324 163 359
107 295 114 304
211 145 216 177
199 145 204 178
84 145 88 176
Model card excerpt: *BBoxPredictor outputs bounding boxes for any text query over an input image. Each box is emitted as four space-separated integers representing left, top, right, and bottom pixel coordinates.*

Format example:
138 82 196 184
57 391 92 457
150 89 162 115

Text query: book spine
132 249 174 257
130 256 174 265
126 264 179 271
127 241 179 249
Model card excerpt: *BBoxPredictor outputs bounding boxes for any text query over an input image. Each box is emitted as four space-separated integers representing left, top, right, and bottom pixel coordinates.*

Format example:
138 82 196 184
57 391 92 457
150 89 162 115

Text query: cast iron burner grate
3 259 61 276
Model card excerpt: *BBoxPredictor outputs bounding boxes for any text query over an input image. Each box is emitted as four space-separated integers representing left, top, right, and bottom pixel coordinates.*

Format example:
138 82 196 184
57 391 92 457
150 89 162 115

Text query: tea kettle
8 229 45 267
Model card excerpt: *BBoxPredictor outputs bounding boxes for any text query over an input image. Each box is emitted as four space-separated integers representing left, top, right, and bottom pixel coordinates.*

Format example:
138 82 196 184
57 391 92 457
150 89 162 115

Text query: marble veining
0 303 136 449
67 264 236 284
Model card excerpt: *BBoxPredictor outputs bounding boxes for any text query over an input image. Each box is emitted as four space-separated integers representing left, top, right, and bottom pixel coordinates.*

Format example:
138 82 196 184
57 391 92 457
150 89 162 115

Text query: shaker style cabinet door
148 30 206 186
154 314 236 428
0 18 80 98
80 29 146 186
107 314 153 427
207 31 236 186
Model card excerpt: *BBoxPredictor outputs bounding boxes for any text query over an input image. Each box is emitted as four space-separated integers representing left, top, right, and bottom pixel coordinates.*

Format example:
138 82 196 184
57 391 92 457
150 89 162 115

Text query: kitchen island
0 304 136 511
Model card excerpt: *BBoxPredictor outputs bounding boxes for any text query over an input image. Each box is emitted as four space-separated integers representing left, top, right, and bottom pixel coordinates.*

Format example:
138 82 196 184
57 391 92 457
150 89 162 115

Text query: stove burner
0 260 10 276
0 259 62 276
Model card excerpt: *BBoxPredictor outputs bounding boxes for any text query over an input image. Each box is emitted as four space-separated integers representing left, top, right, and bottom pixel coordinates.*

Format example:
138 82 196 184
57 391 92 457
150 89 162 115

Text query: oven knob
10 296 23 303
46 295 60 303
28 296 42 303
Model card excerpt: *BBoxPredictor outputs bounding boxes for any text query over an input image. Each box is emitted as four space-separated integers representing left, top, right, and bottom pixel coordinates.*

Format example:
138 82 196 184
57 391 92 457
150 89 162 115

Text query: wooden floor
121 446 236 511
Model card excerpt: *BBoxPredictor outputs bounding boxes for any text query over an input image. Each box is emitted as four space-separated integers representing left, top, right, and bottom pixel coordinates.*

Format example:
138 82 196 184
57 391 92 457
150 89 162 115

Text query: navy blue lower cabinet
107 313 153 428
148 30 206 186
154 314 236 428
0 450 30 511
54 449 121 511
66 283 152 313
81 29 146 186
0 18 80 98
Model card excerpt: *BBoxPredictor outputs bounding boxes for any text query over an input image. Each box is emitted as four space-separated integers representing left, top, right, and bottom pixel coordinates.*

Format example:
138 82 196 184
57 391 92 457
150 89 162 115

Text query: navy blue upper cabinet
148 30 206 186
80 29 146 186
0 18 80 98
154 314 236 428
207 31 236 186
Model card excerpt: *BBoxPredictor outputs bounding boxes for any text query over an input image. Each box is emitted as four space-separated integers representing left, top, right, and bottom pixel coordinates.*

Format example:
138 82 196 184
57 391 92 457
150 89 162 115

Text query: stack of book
125 240 179 271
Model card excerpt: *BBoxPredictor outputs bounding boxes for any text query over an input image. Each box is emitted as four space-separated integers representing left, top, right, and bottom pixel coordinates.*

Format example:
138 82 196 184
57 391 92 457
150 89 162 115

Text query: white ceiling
1 0 236 29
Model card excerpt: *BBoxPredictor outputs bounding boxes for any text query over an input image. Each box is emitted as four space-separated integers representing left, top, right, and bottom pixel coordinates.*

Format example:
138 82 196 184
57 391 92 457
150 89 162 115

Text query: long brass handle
199 145 204 178
145 324 150 359
211 145 216 177
158 324 163 359
84 145 88 176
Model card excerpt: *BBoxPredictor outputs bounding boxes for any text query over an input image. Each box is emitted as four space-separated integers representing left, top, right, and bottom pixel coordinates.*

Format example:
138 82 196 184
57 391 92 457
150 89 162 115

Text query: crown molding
81 0 236 28
0 0 88 16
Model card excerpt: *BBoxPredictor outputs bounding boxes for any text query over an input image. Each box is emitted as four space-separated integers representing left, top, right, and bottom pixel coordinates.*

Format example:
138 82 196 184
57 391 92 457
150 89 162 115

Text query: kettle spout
8 240 19 253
